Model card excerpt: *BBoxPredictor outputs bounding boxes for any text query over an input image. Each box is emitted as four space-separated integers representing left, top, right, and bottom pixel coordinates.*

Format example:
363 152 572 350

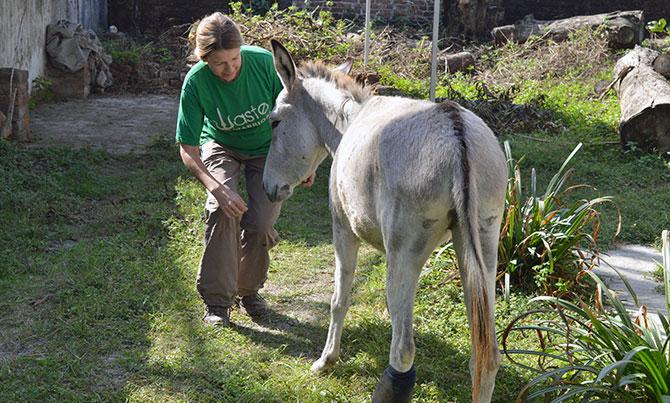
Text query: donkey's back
332 96 506 249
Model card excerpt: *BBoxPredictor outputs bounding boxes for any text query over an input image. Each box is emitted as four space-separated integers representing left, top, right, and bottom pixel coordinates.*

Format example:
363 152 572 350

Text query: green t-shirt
175 45 284 155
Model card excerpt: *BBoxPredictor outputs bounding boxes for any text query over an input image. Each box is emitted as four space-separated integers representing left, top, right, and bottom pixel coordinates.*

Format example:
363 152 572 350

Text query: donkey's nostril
280 184 290 192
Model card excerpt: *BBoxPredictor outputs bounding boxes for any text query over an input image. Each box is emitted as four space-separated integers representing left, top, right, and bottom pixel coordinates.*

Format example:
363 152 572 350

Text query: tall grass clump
498 141 619 295
502 270 670 402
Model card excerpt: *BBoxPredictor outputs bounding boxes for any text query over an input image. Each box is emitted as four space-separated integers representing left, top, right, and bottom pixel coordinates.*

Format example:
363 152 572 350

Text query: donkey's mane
299 61 371 103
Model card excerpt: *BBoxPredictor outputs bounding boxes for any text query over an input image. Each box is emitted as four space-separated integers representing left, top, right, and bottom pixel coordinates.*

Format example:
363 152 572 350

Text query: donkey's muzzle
265 183 291 202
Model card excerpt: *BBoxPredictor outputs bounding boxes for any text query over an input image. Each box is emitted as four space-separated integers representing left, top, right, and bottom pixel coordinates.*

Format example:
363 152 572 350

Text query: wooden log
653 54 670 79
0 68 30 141
614 46 670 154
443 51 476 74
492 10 645 49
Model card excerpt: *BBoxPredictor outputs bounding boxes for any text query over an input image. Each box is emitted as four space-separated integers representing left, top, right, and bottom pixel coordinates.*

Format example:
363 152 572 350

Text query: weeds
502 271 670 402
498 141 620 295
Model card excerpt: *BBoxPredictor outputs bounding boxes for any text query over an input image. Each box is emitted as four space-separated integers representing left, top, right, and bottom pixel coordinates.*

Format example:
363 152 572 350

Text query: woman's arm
179 143 247 218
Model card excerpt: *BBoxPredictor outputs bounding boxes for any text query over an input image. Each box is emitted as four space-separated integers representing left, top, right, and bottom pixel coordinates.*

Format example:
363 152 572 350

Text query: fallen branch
492 11 644 49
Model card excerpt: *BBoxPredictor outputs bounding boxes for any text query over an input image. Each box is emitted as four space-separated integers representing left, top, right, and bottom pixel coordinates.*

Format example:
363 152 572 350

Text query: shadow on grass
0 138 531 401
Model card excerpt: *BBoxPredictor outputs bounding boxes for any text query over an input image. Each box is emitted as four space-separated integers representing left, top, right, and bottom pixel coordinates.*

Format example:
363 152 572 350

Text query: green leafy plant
498 141 620 295
28 76 55 109
102 38 146 65
502 270 670 402
647 18 669 36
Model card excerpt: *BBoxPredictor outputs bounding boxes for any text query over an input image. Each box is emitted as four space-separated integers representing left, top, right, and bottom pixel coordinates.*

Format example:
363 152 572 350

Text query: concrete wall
0 0 107 89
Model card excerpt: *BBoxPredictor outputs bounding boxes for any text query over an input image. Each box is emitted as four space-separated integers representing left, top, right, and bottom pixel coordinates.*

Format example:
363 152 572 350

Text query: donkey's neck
304 89 362 156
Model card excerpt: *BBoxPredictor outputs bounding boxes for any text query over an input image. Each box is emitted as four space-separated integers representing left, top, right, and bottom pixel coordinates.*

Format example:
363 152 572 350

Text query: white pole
662 230 669 313
364 0 371 68
504 273 510 302
430 0 441 102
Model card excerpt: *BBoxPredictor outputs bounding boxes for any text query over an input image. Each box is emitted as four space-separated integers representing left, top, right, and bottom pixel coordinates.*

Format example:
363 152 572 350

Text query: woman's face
206 48 242 82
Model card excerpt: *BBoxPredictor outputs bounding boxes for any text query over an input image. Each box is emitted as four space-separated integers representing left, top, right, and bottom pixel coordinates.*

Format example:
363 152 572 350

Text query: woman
176 12 313 326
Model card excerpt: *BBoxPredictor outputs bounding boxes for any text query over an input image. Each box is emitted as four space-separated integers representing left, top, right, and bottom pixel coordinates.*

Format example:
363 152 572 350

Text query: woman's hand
300 172 316 188
212 184 248 218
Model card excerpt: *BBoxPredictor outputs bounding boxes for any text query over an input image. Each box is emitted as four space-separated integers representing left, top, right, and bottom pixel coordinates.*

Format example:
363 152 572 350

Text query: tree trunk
492 10 644 49
614 46 670 154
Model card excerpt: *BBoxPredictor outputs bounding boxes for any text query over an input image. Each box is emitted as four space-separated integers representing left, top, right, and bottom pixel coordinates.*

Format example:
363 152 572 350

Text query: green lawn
0 137 541 402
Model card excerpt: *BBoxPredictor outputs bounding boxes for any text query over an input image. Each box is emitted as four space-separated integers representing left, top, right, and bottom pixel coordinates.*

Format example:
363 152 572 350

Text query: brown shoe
203 305 231 326
240 293 268 317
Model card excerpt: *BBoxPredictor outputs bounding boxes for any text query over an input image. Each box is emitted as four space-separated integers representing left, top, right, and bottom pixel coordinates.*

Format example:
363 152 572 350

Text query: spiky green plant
498 141 620 295
502 270 670 402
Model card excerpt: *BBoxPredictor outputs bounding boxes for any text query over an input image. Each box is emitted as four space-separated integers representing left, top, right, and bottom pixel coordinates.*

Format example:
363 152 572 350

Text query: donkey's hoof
371 365 416 403
310 357 334 373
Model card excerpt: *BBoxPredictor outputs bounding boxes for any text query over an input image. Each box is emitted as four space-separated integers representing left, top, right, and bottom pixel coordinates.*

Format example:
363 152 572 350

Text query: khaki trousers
197 141 281 308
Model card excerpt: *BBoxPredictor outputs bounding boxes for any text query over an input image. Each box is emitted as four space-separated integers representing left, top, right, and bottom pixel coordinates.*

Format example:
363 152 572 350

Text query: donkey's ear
271 39 296 90
333 59 353 75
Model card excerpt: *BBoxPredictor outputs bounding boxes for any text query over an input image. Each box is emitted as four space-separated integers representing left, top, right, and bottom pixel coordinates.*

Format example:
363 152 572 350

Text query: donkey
263 40 508 403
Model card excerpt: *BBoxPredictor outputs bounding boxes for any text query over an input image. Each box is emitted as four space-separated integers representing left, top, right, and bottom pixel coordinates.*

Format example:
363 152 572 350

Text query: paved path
596 244 667 316
29 94 179 155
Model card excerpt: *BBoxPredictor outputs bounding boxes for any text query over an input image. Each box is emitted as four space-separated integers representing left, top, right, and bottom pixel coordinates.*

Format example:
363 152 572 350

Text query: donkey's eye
271 120 281 129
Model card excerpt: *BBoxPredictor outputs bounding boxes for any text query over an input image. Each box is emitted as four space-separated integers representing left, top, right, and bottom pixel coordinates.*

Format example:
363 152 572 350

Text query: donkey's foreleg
372 248 424 403
311 223 360 373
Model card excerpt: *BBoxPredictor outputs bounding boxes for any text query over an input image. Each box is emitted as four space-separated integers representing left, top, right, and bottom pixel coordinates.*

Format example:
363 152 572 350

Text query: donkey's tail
439 101 495 402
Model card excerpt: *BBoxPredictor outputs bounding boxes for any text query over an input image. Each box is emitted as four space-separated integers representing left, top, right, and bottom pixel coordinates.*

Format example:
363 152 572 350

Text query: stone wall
107 0 234 36
292 0 436 25
0 0 108 88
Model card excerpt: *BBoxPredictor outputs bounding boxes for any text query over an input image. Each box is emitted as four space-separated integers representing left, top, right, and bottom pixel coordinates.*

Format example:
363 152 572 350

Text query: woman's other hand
300 172 316 188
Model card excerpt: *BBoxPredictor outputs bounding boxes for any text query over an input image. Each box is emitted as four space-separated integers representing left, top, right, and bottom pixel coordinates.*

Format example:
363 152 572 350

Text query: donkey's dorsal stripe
435 100 466 143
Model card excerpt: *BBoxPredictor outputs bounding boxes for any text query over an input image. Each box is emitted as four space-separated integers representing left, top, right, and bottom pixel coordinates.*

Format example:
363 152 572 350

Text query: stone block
46 62 90 99
0 68 30 141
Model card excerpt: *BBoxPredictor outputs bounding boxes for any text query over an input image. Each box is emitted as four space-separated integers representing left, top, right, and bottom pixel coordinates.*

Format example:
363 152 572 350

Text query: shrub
502 270 670 402
498 141 619 295
229 2 352 63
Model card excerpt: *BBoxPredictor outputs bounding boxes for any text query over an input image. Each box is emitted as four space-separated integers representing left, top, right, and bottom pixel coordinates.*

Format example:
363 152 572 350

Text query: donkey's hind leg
372 233 434 403
452 217 501 403
311 221 360 373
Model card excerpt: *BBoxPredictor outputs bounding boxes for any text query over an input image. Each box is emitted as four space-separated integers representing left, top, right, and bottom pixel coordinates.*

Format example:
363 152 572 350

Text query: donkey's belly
349 211 385 251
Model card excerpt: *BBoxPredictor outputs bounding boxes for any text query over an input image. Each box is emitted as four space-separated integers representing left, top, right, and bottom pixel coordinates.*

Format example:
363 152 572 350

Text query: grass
4 16 670 402
0 137 541 401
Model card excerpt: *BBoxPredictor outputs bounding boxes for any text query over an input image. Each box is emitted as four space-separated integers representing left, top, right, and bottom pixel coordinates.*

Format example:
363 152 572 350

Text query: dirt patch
29 94 179 154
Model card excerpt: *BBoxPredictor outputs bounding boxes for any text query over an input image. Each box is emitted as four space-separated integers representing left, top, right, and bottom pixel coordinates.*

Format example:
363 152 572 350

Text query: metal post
430 0 441 102
364 0 371 68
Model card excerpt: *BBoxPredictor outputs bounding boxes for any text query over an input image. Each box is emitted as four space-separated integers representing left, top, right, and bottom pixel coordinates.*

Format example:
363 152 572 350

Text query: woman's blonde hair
191 12 243 61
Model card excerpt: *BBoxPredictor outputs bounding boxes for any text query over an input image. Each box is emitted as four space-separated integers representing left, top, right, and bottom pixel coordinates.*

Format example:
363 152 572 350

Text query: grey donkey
263 40 508 402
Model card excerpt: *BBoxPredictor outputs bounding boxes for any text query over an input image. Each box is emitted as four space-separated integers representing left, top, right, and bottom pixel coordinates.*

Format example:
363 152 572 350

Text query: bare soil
29 94 179 154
